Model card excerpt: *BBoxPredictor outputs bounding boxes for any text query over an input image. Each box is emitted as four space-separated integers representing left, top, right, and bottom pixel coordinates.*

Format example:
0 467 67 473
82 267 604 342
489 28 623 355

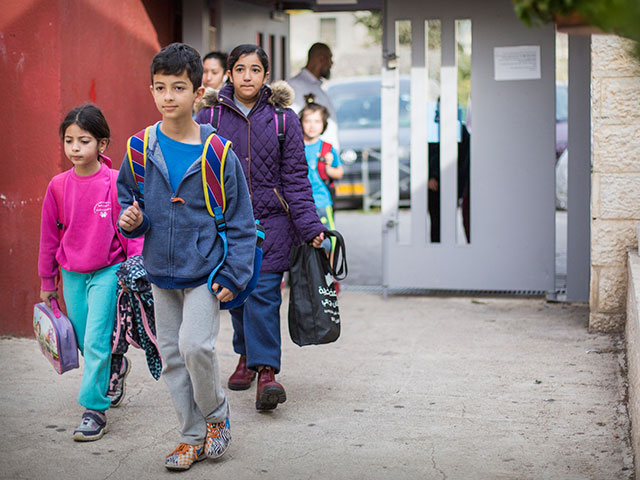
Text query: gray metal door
381 0 557 293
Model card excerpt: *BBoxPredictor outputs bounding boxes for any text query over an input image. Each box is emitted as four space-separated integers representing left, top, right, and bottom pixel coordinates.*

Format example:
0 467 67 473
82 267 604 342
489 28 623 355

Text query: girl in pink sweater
38 104 142 442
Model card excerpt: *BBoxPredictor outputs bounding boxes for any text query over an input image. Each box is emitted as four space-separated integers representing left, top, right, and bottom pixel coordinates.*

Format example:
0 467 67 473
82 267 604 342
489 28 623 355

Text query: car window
328 79 411 130
398 93 411 127
334 95 381 129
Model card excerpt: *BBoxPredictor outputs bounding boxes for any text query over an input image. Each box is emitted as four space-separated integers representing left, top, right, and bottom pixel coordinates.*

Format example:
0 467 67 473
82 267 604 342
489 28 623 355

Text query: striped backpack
126 126 264 310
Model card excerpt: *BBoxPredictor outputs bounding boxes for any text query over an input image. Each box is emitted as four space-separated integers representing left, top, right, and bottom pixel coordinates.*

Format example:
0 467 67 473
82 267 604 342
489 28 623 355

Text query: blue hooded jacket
116 122 256 296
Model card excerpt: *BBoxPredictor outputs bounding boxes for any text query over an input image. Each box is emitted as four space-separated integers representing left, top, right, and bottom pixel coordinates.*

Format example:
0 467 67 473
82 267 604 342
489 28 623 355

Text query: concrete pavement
0 291 634 479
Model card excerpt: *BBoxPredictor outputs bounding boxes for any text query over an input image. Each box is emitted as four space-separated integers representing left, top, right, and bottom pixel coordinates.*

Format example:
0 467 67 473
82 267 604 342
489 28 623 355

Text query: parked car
326 76 411 208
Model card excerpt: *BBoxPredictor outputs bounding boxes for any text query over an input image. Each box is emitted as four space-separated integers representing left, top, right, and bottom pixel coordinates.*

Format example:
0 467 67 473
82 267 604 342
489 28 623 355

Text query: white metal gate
381 0 557 293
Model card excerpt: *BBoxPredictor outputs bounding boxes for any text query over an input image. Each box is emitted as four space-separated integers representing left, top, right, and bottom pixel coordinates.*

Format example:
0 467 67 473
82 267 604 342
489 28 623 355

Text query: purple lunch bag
33 298 79 374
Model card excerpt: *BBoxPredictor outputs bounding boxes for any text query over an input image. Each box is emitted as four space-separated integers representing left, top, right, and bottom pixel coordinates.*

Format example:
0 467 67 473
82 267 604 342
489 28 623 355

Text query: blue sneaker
73 410 107 442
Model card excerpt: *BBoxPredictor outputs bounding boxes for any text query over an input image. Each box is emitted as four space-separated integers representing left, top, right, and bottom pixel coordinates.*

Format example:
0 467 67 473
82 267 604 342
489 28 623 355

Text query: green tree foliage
354 13 471 106
355 12 440 47
513 0 640 56
457 43 472 109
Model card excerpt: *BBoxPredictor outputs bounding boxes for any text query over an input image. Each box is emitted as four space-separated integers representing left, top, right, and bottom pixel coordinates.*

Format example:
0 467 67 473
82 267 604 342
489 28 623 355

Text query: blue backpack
126 126 264 310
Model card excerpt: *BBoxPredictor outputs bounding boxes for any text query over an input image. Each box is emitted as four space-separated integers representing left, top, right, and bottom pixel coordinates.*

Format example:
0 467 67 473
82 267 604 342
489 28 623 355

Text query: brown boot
255 366 286 410
228 355 256 391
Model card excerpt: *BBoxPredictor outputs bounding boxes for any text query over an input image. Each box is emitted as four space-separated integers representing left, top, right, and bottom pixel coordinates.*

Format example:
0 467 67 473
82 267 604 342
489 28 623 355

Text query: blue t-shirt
157 125 203 192
304 139 341 209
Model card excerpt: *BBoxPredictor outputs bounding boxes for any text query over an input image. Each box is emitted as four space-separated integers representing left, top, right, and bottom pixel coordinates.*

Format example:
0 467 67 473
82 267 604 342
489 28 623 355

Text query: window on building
320 17 337 49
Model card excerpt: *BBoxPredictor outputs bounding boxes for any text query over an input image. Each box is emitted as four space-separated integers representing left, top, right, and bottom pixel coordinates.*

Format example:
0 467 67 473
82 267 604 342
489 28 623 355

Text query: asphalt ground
0 290 633 479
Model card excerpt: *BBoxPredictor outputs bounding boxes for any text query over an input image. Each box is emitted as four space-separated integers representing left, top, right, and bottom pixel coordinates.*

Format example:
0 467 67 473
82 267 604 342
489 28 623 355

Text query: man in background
289 42 339 149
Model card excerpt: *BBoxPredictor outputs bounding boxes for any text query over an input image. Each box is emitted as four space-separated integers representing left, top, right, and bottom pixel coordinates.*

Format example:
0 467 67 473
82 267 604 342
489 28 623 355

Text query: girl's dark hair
298 94 330 133
59 104 111 144
227 44 269 73
151 43 203 91
203 51 228 68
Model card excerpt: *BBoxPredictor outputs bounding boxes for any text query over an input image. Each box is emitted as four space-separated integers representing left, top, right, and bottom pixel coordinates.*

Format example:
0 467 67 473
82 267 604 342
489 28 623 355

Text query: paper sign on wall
494 46 541 81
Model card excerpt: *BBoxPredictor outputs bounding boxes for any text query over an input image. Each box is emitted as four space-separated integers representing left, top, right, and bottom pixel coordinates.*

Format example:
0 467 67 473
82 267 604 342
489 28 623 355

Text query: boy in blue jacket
117 43 256 471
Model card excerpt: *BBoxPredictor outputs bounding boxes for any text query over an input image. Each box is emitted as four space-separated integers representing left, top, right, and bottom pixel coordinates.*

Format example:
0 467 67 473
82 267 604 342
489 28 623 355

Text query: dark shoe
108 355 131 408
228 355 256 391
255 366 286 410
73 410 108 442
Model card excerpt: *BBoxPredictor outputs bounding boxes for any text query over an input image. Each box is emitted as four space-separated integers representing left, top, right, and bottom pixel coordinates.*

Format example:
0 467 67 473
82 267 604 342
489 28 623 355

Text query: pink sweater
38 158 143 290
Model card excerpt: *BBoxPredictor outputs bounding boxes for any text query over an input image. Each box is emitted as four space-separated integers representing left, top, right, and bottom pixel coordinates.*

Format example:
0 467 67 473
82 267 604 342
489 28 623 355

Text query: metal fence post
362 149 370 211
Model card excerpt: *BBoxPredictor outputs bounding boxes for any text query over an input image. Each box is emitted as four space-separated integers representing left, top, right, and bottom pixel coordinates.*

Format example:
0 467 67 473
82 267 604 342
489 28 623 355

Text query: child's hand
119 200 143 232
310 232 325 249
40 290 57 308
212 283 234 303
317 151 334 165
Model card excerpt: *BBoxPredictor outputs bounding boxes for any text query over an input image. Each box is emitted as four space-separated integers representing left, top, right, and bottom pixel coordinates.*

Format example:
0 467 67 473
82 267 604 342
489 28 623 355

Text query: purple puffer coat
195 81 325 273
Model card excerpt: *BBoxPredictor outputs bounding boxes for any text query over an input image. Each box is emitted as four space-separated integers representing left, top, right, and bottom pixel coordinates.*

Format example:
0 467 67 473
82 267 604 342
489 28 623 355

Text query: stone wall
626 250 640 478
590 36 640 331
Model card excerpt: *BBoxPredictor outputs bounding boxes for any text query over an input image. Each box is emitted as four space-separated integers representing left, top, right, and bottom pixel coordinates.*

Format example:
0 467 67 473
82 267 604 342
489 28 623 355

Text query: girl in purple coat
196 44 326 411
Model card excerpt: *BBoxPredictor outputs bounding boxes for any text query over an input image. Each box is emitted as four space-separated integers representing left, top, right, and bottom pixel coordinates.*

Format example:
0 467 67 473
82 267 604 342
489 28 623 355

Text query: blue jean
230 272 284 373
61 263 121 412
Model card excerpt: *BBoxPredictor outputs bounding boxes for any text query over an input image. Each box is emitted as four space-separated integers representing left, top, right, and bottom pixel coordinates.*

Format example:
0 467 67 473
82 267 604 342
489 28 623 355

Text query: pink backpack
33 298 79 374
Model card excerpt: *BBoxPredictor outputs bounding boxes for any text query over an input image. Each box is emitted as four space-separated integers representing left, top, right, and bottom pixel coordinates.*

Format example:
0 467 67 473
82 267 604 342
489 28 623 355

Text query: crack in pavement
431 444 447 480
102 427 176 480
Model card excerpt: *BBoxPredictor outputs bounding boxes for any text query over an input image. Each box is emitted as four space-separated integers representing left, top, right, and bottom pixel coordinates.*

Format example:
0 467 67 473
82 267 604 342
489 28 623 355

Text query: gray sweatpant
152 283 228 445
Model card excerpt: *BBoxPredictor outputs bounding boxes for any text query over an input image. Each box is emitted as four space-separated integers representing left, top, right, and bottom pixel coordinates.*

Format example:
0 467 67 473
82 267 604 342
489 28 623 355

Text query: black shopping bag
288 230 347 347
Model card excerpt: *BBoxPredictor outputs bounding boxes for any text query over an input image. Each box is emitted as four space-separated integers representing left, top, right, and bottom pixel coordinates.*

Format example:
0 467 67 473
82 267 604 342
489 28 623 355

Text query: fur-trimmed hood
195 80 295 113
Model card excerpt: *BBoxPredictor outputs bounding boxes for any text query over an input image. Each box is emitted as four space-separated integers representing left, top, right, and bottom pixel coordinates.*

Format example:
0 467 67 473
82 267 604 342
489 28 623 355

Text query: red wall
0 0 175 336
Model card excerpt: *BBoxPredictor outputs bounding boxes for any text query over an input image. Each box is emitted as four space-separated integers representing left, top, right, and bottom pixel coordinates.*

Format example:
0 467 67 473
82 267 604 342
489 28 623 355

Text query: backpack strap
319 140 333 159
109 169 131 257
50 174 68 237
317 140 333 182
201 133 265 306
274 106 286 147
209 105 222 133
50 173 74 289
201 132 233 294
202 132 231 217
126 127 151 207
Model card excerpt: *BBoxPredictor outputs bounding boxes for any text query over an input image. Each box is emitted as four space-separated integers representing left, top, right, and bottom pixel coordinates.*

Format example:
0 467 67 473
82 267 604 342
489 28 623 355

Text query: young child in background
299 99 344 246
117 43 256 471
38 104 142 441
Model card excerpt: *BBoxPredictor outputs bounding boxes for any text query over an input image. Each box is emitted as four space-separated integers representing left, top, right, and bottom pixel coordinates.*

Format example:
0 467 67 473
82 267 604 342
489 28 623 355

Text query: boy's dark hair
151 43 203 91
227 44 269 73
59 104 111 145
203 51 228 68
298 94 329 134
